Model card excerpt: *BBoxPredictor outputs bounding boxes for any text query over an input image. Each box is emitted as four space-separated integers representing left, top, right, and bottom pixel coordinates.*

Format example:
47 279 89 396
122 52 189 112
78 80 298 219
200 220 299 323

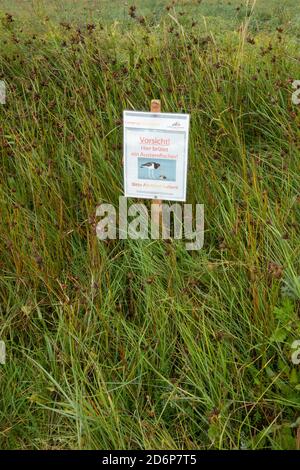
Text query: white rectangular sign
123 110 190 201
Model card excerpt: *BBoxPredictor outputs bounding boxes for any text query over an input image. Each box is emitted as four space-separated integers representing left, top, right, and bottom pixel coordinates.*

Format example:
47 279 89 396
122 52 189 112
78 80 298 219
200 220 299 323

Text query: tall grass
0 3 300 449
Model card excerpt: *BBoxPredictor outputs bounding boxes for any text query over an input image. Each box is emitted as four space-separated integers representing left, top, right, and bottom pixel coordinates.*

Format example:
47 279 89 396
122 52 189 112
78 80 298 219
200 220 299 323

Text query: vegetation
0 0 300 450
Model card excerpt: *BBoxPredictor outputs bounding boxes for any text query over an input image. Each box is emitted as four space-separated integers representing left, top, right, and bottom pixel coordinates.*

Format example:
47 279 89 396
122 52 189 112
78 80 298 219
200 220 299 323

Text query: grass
1 0 300 34
0 0 300 450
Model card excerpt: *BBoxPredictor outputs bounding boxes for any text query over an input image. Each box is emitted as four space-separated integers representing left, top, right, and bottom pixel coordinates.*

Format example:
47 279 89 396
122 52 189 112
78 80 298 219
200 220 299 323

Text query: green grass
1 0 300 34
0 0 300 450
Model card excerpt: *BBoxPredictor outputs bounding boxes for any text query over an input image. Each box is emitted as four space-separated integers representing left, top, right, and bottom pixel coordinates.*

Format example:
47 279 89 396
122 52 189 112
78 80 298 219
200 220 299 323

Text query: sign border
123 110 190 202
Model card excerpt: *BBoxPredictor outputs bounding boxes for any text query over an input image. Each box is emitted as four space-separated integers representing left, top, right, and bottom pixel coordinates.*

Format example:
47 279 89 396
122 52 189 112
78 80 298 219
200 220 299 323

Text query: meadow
0 0 300 450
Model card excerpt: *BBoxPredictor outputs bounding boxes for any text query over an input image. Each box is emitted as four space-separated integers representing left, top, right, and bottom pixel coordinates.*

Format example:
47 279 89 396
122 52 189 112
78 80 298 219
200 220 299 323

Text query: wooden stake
151 99 161 114
150 99 162 227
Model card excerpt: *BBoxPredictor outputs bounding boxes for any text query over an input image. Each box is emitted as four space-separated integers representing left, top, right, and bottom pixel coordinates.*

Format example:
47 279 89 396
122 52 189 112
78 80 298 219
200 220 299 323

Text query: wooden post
151 99 161 114
151 99 162 228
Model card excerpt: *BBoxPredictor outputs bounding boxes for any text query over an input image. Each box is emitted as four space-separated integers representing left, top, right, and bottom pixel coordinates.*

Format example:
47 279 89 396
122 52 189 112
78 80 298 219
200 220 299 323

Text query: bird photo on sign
138 158 176 182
